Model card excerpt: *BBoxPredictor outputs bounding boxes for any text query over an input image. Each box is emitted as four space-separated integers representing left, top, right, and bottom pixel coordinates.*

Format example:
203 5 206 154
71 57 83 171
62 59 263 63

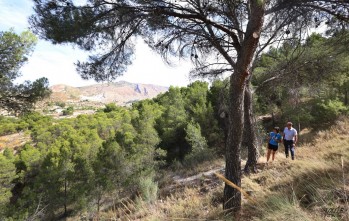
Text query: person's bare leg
272 151 276 161
266 149 271 162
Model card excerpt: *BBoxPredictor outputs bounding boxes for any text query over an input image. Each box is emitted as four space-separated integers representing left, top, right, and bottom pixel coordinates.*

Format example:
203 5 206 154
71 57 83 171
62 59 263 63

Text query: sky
0 0 194 87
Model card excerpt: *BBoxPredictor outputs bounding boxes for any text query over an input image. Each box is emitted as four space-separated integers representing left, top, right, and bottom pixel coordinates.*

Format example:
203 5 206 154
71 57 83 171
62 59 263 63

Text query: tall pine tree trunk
223 0 265 214
224 72 245 213
243 83 258 174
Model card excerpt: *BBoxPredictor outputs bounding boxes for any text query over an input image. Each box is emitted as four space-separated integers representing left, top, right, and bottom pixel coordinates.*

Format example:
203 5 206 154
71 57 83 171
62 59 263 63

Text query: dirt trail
173 167 224 184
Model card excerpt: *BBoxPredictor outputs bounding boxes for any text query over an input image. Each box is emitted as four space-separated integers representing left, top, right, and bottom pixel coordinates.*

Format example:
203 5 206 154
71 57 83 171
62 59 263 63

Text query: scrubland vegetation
90 117 349 221
1 31 349 220
1 78 349 220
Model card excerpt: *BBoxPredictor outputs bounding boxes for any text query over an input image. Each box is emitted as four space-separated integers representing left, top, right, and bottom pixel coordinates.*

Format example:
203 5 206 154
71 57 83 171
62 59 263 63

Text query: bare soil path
0 132 30 152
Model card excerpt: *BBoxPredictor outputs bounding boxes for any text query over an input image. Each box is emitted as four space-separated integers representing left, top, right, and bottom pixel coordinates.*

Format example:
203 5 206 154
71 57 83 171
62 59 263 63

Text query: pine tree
0 30 50 113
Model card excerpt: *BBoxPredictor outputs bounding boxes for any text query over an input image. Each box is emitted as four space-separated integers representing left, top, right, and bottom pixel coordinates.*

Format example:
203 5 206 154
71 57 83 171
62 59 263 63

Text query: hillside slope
94 118 349 221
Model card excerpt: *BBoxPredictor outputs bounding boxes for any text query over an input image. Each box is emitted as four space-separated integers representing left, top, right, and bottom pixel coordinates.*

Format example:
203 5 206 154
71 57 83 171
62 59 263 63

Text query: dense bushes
0 107 160 219
62 106 74 116
310 99 348 128
253 33 349 130
0 80 227 219
0 117 28 135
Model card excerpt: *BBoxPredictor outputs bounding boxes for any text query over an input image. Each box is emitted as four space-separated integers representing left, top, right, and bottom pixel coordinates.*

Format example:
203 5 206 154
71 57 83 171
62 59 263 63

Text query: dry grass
243 117 349 221
95 117 349 221
0 132 31 152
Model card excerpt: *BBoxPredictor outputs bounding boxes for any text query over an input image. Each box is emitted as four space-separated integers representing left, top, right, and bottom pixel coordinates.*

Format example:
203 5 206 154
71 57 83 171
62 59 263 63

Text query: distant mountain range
44 81 169 106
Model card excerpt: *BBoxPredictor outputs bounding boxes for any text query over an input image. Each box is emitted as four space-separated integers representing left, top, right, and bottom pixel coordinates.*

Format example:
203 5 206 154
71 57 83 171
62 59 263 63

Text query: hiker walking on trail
266 127 282 163
283 122 298 160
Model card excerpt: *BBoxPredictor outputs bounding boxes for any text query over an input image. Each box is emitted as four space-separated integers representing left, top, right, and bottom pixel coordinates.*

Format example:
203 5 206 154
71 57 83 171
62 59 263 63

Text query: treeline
0 81 226 220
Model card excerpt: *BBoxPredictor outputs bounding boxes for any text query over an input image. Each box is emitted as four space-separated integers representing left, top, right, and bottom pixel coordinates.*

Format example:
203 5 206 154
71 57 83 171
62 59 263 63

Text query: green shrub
55 101 66 108
184 122 213 166
0 123 16 135
310 99 348 128
280 99 348 130
62 106 74 116
0 117 25 135
137 174 158 203
103 103 119 113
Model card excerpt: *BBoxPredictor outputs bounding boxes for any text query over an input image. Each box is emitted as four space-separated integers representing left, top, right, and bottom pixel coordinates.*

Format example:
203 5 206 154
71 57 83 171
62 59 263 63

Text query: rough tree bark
243 84 258 174
223 0 265 213
224 72 245 212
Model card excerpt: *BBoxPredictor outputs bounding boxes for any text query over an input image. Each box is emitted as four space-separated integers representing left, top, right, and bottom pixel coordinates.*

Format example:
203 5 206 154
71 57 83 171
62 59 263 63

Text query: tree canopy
29 0 349 81
253 31 349 129
0 30 51 113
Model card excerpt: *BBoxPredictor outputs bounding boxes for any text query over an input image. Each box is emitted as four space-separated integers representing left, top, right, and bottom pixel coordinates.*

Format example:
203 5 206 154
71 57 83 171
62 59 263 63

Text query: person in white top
283 122 298 160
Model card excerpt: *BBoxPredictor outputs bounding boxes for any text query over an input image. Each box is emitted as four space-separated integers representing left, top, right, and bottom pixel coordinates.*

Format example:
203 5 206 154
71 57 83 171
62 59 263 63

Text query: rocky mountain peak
43 81 168 107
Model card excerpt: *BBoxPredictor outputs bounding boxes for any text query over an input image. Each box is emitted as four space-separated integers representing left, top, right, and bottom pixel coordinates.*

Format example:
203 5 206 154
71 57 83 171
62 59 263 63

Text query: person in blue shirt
266 126 282 163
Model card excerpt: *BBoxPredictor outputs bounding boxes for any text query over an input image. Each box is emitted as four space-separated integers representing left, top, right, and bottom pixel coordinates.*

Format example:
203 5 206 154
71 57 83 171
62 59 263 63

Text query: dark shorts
268 143 278 151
